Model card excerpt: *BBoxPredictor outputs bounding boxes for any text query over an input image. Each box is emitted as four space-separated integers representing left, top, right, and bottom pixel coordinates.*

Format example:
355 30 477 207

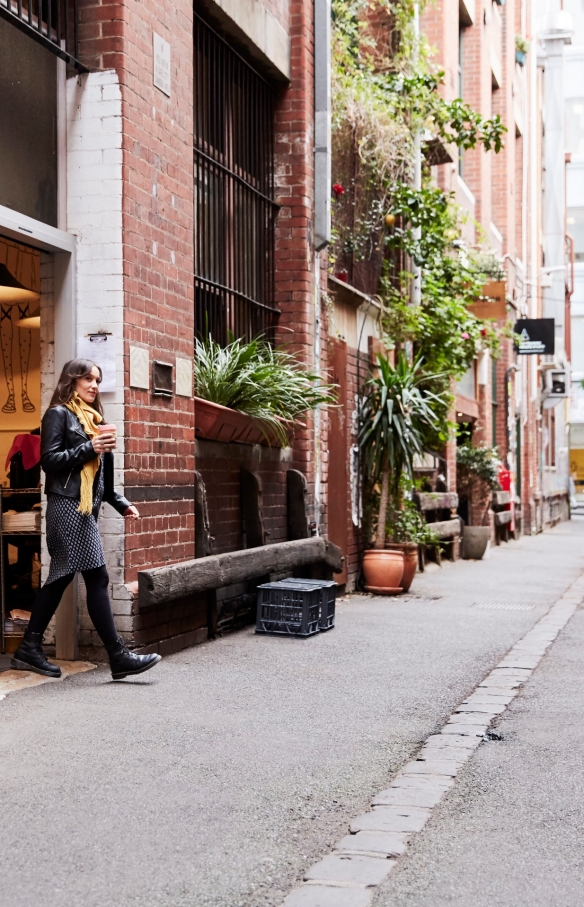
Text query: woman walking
11 359 161 680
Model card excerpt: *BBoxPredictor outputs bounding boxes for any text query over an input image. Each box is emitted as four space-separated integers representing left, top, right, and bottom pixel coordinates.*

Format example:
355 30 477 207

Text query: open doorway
0 236 44 653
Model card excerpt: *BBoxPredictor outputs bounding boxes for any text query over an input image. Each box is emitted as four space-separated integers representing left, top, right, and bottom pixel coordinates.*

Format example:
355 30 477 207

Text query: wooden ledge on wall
328 274 375 310
138 537 344 609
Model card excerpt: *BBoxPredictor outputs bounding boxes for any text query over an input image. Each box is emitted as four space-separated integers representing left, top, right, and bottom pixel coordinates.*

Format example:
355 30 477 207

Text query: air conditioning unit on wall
542 368 568 407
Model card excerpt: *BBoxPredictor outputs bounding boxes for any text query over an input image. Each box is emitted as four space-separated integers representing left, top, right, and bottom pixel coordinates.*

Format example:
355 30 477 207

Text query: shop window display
0 237 42 653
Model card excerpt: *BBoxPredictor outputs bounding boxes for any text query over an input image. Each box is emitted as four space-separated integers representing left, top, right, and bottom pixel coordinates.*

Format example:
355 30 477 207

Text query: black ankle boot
11 630 62 678
106 638 161 680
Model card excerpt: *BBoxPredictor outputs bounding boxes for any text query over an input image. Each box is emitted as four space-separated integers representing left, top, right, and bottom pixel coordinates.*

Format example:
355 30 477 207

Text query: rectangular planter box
194 397 291 447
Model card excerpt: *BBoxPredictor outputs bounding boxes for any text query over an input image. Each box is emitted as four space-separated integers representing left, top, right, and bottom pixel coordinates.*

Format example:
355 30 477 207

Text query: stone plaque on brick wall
153 32 171 97
176 357 193 397
129 346 149 390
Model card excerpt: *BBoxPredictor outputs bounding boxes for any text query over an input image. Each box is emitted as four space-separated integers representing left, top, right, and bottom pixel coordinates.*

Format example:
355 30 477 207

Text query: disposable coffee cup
97 424 117 448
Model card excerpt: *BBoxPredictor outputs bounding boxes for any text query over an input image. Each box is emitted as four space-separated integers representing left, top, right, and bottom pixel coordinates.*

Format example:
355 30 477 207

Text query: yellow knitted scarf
65 393 103 515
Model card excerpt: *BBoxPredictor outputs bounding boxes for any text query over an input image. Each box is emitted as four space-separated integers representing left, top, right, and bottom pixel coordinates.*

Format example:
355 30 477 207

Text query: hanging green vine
331 0 508 442
331 0 506 268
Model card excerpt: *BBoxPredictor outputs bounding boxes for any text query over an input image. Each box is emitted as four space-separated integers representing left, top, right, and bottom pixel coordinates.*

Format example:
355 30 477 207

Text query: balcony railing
0 0 87 71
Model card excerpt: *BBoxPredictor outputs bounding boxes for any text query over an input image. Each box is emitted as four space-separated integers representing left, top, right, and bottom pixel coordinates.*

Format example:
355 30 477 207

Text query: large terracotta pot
385 543 418 592
362 548 405 594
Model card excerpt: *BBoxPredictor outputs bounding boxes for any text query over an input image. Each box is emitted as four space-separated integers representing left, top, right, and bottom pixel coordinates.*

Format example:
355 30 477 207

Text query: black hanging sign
514 318 555 355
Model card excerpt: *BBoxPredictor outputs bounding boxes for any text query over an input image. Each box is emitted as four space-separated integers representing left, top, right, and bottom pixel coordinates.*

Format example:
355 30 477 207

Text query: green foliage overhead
381 184 500 442
330 0 507 265
456 444 501 488
194 334 337 445
470 250 507 282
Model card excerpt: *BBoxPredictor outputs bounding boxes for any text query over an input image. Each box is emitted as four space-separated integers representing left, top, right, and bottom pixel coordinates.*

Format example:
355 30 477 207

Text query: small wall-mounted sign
78 333 116 393
514 318 555 355
153 32 171 97
176 357 193 397
129 346 149 390
152 360 173 397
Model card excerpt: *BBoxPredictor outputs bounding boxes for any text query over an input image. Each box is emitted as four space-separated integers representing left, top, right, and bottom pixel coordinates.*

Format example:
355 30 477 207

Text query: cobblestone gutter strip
281 575 584 907
0 661 96 701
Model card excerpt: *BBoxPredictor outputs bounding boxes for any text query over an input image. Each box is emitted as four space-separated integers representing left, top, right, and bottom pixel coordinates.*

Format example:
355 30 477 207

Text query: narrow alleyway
2 521 584 907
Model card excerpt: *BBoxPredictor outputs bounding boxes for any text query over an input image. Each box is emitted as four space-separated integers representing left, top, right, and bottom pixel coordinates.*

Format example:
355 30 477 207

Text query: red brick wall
273 0 318 523
77 0 196 584
195 441 290 555
491 2 517 254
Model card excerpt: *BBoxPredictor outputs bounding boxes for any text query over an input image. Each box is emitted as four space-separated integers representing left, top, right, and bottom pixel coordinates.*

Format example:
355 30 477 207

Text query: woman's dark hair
49 358 104 417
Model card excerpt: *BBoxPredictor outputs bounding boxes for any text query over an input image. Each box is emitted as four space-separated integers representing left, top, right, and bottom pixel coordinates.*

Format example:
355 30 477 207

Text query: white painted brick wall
39 253 56 645
66 71 131 645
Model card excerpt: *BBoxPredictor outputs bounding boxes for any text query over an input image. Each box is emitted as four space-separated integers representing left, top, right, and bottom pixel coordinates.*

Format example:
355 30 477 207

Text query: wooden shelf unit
0 487 41 654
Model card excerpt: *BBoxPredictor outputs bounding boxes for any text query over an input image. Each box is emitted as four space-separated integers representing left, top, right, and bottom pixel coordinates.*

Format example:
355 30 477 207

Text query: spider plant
194 334 337 445
359 352 446 549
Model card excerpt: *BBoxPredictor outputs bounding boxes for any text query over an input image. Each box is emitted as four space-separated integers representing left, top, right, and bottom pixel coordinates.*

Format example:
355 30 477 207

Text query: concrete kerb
280 577 584 907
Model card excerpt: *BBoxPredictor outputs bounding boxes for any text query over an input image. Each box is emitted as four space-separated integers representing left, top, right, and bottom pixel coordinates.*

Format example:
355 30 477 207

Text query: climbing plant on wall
331 0 507 442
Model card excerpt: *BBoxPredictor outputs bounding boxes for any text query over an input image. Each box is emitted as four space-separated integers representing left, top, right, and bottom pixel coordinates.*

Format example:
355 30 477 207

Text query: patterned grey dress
45 463 106 584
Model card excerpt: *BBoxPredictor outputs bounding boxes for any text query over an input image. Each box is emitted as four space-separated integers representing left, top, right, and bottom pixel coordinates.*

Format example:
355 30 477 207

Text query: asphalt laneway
1 519 584 907
373 527 584 907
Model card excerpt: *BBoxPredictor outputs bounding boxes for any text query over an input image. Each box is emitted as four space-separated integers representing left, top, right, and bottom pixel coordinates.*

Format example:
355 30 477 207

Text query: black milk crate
255 578 337 638
282 578 337 631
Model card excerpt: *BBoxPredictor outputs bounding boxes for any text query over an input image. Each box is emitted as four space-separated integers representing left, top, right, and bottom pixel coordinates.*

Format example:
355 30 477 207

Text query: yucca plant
194 334 337 445
359 352 445 548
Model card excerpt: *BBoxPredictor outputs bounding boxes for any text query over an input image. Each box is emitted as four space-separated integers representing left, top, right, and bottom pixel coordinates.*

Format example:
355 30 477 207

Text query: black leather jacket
41 405 131 516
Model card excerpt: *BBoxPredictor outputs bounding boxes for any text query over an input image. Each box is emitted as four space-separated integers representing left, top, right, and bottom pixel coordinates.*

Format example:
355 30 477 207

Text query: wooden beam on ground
138 537 344 608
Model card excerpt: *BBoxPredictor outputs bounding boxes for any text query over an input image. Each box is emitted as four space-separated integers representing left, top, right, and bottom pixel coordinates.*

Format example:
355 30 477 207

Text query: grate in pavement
472 601 535 612
402 595 443 604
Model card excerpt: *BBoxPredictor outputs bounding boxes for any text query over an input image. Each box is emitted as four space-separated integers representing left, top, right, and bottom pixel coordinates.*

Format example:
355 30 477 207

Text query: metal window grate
194 13 279 345
0 0 87 70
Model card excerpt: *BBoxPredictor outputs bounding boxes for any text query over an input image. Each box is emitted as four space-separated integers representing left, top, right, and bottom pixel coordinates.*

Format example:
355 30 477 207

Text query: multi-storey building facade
423 0 571 534
0 0 572 659
561 1 584 499
0 0 378 656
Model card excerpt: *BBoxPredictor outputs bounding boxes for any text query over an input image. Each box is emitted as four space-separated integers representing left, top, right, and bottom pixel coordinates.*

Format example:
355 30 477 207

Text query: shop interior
0 236 42 654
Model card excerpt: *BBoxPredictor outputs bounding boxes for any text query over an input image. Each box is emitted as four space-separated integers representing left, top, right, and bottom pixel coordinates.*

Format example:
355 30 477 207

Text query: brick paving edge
280 575 584 907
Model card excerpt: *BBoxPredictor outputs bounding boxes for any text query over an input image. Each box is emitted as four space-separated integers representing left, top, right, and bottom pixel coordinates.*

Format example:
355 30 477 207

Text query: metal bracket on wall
152 360 173 397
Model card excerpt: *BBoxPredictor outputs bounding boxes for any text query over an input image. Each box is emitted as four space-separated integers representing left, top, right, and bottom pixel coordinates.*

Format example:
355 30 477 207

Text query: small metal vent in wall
152 360 173 397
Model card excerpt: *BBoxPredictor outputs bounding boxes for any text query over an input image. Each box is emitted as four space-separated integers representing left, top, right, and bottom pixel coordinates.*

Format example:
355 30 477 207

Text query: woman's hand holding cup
93 424 117 453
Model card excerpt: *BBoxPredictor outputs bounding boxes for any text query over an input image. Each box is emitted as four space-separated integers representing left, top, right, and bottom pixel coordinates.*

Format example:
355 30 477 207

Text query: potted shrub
359 352 445 594
194 334 336 446
515 35 529 66
384 489 440 592
457 444 501 559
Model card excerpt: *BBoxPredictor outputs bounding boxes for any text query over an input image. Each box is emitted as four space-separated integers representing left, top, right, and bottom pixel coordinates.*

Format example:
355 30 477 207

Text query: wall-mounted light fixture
0 263 40 305
17 304 41 328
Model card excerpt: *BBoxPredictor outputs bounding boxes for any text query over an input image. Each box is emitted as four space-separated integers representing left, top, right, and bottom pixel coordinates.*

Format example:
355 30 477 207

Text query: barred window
194 14 279 344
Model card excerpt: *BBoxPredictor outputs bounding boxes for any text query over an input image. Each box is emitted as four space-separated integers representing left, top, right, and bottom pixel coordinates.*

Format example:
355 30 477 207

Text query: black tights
27 565 118 649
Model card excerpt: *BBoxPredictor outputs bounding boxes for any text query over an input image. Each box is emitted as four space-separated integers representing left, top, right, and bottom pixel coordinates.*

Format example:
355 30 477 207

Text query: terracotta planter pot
462 526 490 560
194 397 290 446
385 543 418 592
362 548 405 594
